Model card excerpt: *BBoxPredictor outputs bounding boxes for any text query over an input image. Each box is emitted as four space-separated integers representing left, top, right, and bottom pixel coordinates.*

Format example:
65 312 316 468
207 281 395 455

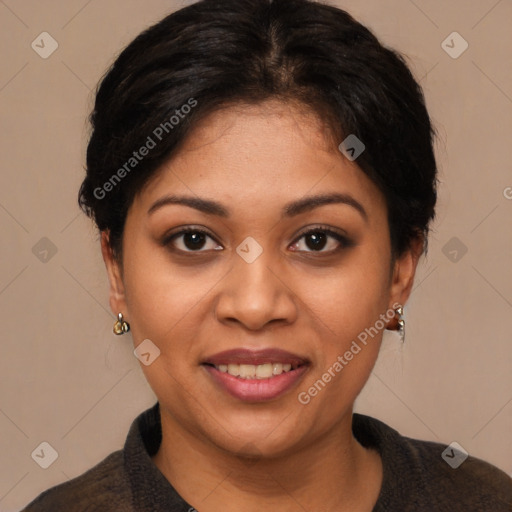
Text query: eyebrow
147 192 368 221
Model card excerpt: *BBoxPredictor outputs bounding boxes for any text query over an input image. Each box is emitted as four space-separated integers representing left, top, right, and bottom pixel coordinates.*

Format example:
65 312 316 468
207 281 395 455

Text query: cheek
294 251 391 341
121 243 221 413
293 247 391 397
121 239 222 345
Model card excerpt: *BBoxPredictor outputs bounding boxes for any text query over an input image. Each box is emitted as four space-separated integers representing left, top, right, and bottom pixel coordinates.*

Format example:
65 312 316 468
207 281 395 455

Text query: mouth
201 348 310 401
202 361 303 379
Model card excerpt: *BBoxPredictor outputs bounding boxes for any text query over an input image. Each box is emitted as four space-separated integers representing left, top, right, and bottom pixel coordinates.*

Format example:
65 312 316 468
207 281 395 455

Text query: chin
202 408 312 459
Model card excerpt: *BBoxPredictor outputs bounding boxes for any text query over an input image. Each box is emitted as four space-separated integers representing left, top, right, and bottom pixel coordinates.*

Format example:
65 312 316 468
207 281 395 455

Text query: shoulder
403 436 512 509
21 449 133 512
353 413 512 511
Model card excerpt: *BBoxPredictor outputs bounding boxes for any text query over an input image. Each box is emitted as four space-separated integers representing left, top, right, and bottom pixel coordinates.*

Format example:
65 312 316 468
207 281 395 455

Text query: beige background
1 0 511 510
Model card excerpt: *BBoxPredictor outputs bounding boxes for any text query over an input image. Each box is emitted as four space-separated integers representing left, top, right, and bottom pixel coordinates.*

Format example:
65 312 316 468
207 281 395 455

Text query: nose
214 249 298 331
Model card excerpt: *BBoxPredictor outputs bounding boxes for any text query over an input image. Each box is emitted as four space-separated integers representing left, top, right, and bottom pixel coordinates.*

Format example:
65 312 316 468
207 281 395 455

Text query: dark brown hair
79 0 437 260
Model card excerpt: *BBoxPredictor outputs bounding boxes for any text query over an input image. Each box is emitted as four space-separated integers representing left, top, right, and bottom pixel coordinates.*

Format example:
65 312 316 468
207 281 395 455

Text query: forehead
133 100 386 221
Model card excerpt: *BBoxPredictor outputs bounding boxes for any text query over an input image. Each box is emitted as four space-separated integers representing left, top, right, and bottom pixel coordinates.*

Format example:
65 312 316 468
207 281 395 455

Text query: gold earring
387 305 405 343
113 313 130 335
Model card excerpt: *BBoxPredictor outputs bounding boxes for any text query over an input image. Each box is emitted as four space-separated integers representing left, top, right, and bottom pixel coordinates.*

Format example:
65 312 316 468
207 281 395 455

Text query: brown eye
290 227 353 253
164 228 223 253
304 232 328 251
182 231 207 250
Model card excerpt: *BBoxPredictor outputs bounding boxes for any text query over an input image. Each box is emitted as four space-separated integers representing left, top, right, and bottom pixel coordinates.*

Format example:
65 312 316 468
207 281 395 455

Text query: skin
101 100 423 512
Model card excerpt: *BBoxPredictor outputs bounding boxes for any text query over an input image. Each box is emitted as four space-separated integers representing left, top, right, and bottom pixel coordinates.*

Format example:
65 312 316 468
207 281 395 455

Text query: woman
23 0 512 510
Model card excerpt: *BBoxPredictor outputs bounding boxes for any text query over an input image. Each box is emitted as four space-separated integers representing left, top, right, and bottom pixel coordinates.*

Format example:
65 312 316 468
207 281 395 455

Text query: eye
163 225 352 254
289 226 353 253
163 227 223 252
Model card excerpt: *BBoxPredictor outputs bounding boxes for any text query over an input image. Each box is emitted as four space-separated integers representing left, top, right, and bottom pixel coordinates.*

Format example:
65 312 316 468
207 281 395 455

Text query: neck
152 407 382 512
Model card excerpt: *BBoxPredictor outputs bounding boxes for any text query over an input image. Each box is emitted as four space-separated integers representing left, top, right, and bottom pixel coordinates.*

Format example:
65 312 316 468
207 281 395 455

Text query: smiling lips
202 348 310 401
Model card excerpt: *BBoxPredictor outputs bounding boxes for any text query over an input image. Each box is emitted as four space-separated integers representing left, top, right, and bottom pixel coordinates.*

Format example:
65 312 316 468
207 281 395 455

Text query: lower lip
202 364 309 402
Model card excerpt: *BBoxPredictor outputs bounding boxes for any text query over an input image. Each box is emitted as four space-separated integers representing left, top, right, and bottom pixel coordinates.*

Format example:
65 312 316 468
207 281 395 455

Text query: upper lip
202 348 309 367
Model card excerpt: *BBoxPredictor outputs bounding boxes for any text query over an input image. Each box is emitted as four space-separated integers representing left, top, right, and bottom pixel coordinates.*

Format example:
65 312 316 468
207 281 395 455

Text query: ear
100 231 128 318
388 234 424 310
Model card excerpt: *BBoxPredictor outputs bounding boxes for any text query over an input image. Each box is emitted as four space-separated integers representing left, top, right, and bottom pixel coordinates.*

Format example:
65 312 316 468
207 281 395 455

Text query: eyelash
293 226 353 253
162 225 353 255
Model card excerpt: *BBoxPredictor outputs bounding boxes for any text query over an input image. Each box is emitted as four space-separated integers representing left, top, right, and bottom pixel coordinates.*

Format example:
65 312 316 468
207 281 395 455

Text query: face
103 100 420 458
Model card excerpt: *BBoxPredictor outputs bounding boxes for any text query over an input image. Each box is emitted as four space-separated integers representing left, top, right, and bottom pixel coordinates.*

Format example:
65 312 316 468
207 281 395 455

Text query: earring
387 305 405 343
113 313 130 335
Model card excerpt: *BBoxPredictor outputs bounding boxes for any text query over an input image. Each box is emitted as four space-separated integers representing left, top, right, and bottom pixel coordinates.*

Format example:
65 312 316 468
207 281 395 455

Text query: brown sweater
22 402 512 511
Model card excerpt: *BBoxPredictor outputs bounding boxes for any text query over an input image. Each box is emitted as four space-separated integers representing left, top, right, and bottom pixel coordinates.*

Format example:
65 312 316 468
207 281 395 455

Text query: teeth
256 363 273 378
216 362 297 379
239 364 255 378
